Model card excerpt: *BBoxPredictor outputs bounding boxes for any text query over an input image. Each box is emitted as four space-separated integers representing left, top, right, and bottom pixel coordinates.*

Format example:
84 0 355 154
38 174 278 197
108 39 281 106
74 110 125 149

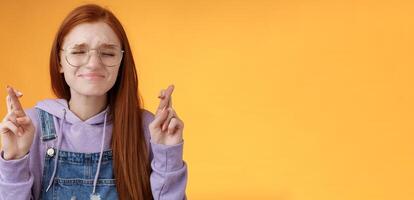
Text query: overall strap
36 108 57 141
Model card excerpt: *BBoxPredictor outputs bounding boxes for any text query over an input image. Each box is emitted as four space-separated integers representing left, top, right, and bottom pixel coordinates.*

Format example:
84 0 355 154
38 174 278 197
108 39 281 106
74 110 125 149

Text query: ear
58 52 64 73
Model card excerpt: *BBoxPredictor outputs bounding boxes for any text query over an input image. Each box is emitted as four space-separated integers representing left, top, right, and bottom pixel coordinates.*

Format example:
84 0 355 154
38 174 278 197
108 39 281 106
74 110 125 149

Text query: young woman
0 4 187 200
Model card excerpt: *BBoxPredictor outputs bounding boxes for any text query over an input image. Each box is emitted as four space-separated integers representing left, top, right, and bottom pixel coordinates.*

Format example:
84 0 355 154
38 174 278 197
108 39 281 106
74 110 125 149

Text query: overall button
47 148 55 157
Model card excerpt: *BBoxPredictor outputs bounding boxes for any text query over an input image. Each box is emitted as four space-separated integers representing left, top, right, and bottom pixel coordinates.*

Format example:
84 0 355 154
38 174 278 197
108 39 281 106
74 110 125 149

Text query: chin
74 87 111 97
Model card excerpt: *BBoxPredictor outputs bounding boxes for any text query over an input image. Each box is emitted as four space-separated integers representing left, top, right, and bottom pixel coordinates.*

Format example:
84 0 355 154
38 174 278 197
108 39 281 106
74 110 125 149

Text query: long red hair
49 4 152 200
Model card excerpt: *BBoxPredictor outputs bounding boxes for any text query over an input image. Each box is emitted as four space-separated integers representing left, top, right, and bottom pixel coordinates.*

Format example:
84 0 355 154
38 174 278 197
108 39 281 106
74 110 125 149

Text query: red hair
49 4 152 200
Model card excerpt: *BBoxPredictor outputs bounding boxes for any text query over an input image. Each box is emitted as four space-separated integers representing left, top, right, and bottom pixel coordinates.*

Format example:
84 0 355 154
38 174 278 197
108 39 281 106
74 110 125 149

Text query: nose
85 50 103 69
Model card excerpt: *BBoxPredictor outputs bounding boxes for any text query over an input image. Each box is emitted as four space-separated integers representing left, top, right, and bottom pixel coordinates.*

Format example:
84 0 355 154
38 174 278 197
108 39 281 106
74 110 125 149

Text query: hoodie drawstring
46 108 66 192
91 112 107 197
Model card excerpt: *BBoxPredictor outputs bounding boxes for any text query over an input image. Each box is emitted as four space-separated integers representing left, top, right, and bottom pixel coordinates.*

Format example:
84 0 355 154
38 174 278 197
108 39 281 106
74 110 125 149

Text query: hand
0 86 35 160
148 85 184 146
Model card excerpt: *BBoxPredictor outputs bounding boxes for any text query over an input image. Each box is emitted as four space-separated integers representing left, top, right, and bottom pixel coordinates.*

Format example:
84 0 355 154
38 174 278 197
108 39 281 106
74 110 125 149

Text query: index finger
156 85 174 112
7 86 24 114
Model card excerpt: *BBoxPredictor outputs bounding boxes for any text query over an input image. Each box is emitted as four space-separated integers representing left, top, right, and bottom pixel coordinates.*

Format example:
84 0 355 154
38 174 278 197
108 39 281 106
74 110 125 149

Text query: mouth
78 73 105 80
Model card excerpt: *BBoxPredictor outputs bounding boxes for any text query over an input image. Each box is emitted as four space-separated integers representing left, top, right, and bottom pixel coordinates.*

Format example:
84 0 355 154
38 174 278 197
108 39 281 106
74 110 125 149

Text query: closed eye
71 51 86 54
101 53 115 56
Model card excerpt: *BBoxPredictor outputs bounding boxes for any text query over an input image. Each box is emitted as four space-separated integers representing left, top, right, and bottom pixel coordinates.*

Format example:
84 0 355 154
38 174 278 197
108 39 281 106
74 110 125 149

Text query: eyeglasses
60 45 124 67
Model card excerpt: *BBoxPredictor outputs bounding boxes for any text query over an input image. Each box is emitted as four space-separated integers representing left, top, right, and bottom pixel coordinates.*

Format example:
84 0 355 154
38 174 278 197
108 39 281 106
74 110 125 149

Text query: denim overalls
37 108 119 199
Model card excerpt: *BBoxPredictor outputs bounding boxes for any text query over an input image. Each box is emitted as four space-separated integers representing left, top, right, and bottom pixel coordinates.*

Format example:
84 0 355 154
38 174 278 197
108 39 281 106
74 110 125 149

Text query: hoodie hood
33 98 113 154
34 98 111 125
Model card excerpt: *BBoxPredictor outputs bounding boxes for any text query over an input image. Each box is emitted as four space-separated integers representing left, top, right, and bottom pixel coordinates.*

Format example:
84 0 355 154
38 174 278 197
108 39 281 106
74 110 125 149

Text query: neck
68 92 107 121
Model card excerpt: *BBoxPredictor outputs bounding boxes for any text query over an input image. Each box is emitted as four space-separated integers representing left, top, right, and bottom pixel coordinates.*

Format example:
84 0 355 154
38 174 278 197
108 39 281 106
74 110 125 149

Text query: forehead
62 22 121 48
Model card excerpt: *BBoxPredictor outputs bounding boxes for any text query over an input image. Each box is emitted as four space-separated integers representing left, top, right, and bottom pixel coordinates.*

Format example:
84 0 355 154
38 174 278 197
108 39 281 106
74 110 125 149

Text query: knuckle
7 115 16 122
9 113 16 120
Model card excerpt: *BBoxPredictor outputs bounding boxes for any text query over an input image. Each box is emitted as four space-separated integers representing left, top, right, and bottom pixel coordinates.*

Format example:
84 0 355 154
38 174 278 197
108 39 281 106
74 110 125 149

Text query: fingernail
16 91 23 96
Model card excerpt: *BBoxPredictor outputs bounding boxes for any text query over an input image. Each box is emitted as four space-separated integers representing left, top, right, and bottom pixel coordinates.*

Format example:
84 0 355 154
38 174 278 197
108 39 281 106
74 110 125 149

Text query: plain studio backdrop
0 0 413 199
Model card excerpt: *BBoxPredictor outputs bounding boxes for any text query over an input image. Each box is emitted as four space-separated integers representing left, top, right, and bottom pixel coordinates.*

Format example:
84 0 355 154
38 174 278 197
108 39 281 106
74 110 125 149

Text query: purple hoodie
0 99 187 199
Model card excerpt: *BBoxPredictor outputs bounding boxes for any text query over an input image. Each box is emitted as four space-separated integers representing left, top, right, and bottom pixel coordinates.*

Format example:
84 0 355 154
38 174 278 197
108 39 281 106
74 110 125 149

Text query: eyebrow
70 43 121 48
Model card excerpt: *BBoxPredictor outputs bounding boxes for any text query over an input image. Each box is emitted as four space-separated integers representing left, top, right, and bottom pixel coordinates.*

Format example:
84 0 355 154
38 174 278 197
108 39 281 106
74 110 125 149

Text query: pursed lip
78 73 105 78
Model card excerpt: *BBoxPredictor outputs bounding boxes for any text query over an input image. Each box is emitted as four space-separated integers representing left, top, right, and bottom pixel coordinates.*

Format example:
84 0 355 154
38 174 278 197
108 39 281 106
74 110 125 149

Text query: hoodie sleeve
0 152 34 200
0 108 41 200
141 109 188 200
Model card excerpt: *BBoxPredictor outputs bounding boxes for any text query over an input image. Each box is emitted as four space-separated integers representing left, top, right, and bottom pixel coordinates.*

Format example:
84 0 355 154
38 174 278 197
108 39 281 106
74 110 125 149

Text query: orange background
1 0 413 199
